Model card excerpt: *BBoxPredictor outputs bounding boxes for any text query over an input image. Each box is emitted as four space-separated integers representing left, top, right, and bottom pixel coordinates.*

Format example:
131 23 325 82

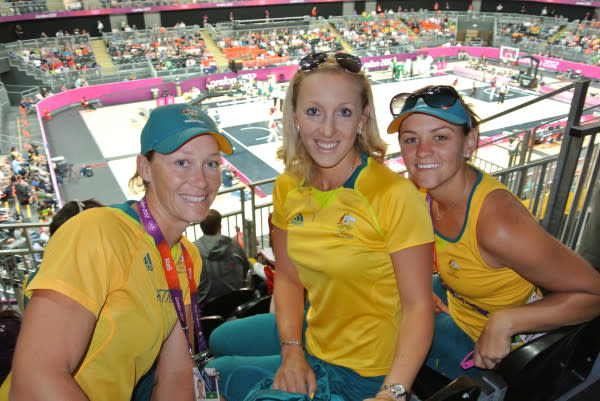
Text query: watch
380 383 408 400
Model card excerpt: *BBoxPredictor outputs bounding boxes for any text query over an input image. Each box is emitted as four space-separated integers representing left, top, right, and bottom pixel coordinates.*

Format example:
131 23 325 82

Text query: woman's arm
271 226 317 395
475 189 600 368
150 320 195 401
371 243 434 401
10 289 96 401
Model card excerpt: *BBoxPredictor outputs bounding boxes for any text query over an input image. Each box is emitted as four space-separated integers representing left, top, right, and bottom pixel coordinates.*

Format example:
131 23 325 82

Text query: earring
296 124 300 134
357 127 362 136
464 153 471 159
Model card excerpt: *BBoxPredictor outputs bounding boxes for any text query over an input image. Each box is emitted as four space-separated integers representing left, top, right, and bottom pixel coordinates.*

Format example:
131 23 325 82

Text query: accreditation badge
193 366 219 401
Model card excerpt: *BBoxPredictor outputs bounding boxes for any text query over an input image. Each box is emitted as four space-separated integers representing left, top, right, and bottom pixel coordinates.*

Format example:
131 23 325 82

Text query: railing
0 222 47 305
1 52 599 306
0 82 10 108
5 35 103 91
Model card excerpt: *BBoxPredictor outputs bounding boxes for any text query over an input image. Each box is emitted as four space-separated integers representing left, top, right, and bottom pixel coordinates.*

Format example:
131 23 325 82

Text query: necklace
434 181 471 221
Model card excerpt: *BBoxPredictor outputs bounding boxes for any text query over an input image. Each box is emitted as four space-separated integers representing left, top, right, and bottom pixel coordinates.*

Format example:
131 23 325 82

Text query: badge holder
194 366 219 400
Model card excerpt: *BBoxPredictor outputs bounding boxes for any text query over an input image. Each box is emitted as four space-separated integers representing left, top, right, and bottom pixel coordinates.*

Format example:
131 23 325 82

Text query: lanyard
137 197 208 353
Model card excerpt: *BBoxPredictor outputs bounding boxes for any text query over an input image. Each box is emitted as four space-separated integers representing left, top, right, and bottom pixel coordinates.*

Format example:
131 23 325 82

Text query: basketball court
43 65 574 215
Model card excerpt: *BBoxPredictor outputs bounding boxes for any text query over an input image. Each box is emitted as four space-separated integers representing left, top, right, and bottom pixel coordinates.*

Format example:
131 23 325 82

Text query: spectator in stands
74 76 88 88
9 148 18 161
19 97 34 114
14 175 31 208
14 25 23 41
1 104 233 401
387 84 600 380
11 157 27 178
208 52 434 401
194 209 251 309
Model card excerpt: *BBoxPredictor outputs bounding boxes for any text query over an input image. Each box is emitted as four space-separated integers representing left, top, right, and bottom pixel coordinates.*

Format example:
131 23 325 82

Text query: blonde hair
127 150 154 194
277 55 387 183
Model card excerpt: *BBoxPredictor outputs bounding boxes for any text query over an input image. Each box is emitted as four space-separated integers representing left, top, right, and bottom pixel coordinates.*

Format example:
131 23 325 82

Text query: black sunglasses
389 86 464 117
299 52 362 73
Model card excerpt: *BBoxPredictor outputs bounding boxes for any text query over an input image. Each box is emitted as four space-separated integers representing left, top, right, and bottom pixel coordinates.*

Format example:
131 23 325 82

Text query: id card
193 366 219 400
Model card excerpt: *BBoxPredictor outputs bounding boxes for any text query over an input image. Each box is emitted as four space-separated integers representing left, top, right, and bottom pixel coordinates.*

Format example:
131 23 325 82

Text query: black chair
496 316 600 401
200 315 226 345
421 316 600 401
233 294 272 319
201 288 256 319
421 376 481 401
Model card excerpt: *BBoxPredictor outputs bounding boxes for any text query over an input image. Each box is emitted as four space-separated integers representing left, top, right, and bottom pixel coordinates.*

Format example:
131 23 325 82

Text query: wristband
281 340 302 346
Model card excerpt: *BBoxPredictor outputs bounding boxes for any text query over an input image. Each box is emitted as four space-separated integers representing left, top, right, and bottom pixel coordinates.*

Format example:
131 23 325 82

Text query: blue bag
243 360 344 401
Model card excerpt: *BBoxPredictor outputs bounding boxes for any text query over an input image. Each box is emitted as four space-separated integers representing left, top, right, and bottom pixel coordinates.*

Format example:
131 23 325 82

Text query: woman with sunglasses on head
271 52 434 401
205 53 435 401
387 85 600 380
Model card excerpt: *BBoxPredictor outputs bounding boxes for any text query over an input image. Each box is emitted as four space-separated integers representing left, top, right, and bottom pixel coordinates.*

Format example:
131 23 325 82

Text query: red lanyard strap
137 197 208 353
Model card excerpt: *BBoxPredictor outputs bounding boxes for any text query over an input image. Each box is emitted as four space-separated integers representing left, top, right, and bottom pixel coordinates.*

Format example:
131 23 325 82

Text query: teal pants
207 313 385 401
207 314 282 401
207 280 484 400
427 276 484 379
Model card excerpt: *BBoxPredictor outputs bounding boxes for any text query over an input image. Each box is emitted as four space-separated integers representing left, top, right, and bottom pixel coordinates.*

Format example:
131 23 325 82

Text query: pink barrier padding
521 0 600 6
361 46 600 80
539 86 600 106
452 65 511 85
36 77 163 114
221 159 267 198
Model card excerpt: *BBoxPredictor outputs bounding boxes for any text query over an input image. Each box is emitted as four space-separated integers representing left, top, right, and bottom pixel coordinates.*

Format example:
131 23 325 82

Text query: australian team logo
182 107 201 120
336 212 356 239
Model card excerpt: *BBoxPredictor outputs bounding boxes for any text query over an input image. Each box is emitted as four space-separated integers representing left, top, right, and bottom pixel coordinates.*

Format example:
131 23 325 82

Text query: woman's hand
273 347 317 395
433 292 449 314
473 312 513 370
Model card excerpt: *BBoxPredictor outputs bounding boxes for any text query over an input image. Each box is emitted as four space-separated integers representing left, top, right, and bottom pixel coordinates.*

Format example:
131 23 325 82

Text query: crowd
107 27 216 71
497 20 562 45
0 145 55 221
8 8 600 84
334 13 456 54
10 40 97 77
219 26 340 60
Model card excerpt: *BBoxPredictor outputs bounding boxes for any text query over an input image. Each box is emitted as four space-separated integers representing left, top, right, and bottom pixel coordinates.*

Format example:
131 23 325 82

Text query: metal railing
5 35 102 91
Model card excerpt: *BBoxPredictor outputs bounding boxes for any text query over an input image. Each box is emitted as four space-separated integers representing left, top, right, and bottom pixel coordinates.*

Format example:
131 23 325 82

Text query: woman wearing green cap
4 104 233 401
387 85 600 380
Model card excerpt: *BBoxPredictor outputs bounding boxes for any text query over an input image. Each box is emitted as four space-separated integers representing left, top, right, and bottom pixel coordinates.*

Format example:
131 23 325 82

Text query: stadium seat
233 294 272 319
201 288 256 319
420 316 600 401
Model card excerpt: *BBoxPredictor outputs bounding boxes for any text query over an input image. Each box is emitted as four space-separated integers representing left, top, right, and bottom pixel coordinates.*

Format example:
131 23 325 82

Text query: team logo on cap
182 107 204 124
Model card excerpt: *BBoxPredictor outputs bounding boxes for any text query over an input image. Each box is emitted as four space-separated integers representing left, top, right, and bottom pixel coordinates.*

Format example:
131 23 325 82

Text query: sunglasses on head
299 52 362 73
389 86 465 117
